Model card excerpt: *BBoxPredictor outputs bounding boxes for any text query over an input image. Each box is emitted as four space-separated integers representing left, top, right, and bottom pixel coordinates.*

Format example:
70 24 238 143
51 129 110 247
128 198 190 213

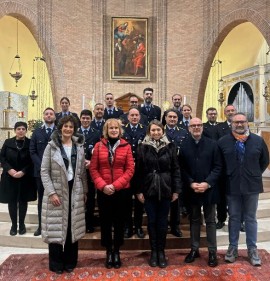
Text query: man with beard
30 107 56 236
120 94 148 126
203 107 219 140
91 103 106 134
215 104 236 230
162 94 183 125
218 113 269 266
140 88 161 124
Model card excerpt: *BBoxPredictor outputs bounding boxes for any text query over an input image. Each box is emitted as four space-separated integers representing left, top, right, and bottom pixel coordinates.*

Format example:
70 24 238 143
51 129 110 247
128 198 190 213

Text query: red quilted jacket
89 138 134 191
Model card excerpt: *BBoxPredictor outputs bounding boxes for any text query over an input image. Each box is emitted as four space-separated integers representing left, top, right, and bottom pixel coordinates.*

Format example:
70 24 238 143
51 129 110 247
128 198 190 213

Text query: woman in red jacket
90 118 134 269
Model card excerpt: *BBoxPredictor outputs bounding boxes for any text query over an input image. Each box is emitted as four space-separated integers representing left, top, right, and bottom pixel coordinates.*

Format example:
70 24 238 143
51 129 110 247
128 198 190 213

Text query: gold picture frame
111 17 149 81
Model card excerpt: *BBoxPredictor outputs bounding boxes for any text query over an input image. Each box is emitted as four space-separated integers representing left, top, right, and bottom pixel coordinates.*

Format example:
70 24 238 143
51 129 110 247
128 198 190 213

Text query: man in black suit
162 94 183 125
55 97 80 126
103 93 124 120
164 109 188 237
218 113 269 266
179 118 222 267
123 107 147 238
90 103 106 134
120 94 148 126
30 107 56 236
203 107 219 140
215 104 236 229
140 87 161 124
78 109 101 233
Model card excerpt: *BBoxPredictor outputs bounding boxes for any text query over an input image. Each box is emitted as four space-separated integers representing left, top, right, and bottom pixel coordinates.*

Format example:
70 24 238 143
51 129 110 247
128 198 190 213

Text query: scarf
232 130 250 163
107 138 120 165
142 134 170 152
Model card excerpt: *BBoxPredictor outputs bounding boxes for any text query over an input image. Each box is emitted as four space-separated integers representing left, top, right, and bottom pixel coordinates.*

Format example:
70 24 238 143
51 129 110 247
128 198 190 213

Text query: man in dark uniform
78 109 101 233
123 107 147 238
90 103 106 134
203 107 219 140
55 97 80 126
30 107 56 236
103 93 124 120
140 87 161 124
178 104 192 130
164 109 188 237
162 94 183 125
215 104 236 229
180 118 222 267
120 94 148 126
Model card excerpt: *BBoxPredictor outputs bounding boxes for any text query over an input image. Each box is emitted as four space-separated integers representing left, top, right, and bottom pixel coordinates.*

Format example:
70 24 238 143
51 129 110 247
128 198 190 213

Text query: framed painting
111 17 149 81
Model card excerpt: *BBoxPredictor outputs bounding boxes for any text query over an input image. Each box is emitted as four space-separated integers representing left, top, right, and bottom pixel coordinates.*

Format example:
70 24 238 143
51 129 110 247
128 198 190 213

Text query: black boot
158 250 167 268
8 202 17 236
19 202 27 235
113 251 121 269
149 250 158 267
105 250 113 269
157 228 168 268
148 225 158 267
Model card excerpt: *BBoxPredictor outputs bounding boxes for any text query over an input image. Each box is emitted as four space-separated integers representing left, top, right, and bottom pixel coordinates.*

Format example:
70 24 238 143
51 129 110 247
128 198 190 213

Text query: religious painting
111 17 149 81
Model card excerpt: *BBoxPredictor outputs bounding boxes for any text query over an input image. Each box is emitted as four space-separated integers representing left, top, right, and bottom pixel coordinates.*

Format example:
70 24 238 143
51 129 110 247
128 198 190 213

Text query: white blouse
63 145 74 181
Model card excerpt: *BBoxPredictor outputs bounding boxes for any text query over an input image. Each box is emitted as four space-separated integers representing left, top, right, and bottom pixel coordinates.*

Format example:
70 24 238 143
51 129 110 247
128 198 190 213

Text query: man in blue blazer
140 88 161 124
30 107 56 236
218 113 269 266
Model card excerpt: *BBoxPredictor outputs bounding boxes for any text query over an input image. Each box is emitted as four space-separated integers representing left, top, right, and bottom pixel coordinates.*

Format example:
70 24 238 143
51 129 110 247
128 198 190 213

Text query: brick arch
0 2 66 108
195 8 270 118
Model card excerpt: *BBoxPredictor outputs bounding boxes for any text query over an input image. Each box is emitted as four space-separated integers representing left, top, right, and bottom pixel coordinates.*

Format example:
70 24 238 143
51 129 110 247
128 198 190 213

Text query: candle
183 95 186 104
82 95 85 109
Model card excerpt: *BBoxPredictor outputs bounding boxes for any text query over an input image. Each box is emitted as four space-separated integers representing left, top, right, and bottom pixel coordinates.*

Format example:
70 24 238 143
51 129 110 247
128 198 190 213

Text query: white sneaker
225 245 238 263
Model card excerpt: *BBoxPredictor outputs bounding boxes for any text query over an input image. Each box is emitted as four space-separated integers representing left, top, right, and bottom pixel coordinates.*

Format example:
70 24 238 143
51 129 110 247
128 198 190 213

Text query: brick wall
0 0 269 117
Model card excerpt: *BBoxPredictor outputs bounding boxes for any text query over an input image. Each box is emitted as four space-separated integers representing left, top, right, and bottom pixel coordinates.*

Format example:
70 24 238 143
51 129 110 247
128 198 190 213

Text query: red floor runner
0 249 269 280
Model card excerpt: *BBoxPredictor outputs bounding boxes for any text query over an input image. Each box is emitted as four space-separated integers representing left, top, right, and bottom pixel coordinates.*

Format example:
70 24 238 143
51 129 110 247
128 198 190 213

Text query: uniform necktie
47 127 52 137
108 109 112 115
146 106 150 112
63 113 67 117
83 130 88 136
97 121 101 128
185 120 189 127
169 128 174 135
132 127 136 132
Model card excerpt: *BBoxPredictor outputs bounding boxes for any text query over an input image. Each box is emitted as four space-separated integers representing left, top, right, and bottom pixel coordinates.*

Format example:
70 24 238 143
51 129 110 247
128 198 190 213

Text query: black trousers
8 201 27 229
124 186 144 230
48 180 78 271
216 180 227 223
190 204 217 252
35 177 44 229
97 189 127 250
85 173 96 230
170 198 180 229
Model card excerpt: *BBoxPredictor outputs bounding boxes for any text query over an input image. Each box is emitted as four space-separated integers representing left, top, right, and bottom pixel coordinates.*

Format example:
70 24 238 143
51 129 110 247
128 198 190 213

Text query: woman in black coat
136 120 182 268
0 122 36 235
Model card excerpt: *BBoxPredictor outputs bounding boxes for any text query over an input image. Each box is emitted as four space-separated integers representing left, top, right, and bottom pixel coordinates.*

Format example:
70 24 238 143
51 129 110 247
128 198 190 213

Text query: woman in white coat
41 115 87 274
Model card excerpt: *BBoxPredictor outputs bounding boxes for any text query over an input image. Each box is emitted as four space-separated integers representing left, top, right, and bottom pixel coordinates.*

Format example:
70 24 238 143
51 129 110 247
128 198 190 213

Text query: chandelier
9 19 23 87
28 59 38 106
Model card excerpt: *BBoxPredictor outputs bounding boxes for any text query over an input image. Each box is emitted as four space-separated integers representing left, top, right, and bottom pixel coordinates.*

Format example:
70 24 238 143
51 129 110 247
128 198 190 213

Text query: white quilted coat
41 132 88 245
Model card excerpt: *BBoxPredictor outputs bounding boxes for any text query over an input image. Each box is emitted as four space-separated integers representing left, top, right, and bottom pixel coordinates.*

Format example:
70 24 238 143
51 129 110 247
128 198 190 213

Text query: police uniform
123 123 147 237
78 127 101 232
165 125 188 236
140 104 161 124
104 107 124 120
90 119 105 134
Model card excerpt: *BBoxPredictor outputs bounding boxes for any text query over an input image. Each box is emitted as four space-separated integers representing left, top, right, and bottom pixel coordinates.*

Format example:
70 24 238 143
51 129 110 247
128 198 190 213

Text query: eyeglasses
189 124 203 128
232 120 247 124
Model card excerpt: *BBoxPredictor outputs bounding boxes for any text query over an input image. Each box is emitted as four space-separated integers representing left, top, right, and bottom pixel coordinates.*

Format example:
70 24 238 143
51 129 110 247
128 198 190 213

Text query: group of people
0 87 268 274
